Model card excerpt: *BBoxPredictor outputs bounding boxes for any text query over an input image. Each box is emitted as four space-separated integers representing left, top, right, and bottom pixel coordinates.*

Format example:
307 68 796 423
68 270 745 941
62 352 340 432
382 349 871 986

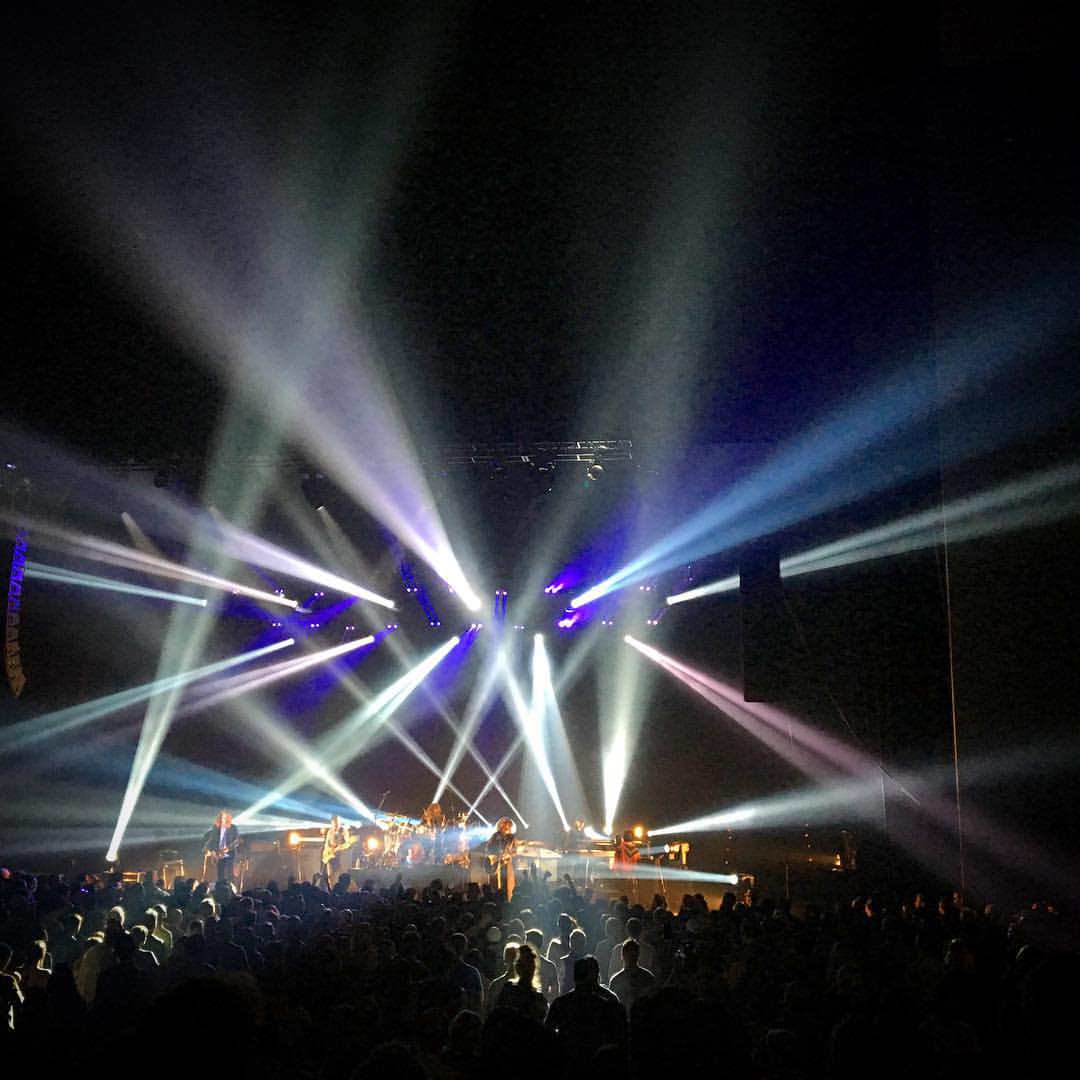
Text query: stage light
433 650 525 820
625 634 921 806
25 561 209 607
235 706 375 822
365 835 381 852
651 808 758 836
570 585 602 610
531 637 590 833
1 637 295 756
236 636 461 822
464 733 526 823
669 462 1080 608
458 587 482 612
667 574 740 606
586 463 604 481
21 522 301 609
632 824 646 840
498 643 569 830
102 637 298 861
783 458 1080 579
598 621 661 839
288 831 302 848
569 284 1075 613
120 512 167 559
176 635 375 718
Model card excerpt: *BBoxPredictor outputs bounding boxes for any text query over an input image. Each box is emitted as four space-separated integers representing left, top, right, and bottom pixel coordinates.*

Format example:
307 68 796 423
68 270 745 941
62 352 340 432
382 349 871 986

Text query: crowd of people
0 860 1072 1078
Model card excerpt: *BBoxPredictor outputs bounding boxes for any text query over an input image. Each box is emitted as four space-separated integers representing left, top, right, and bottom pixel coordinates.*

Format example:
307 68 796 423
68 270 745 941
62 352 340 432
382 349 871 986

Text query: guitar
322 830 356 866
485 838 516 872
204 831 240 861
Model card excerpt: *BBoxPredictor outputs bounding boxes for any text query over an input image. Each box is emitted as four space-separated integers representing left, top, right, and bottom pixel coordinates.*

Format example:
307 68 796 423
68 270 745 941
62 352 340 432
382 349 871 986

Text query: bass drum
402 835 433 865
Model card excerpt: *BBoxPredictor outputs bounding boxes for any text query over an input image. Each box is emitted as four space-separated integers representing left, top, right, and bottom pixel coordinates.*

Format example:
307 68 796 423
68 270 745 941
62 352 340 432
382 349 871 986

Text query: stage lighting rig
438 440 632 475
399 560 441 627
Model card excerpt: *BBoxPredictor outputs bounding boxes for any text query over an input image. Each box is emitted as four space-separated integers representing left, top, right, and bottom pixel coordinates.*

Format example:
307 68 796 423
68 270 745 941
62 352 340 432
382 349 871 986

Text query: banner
5 529 27 697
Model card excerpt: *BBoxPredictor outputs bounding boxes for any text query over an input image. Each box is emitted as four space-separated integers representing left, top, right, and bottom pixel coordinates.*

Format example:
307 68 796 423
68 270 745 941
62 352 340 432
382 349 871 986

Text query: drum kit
368 807 475 868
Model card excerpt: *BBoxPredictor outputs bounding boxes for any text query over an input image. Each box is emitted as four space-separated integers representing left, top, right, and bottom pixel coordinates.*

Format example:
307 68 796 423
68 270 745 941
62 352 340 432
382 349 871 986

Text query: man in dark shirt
445 931 483 1013
545 955 627 1065
608 938 656 1012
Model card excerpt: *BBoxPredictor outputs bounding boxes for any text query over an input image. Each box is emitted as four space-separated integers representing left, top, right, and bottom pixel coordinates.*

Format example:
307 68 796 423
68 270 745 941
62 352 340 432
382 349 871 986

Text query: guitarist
202 810 240 883
485 817 517 900
321 814 353 885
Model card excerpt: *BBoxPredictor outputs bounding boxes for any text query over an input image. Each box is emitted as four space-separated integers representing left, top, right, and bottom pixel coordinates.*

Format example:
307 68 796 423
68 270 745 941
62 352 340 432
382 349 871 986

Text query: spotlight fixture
585 463 604 481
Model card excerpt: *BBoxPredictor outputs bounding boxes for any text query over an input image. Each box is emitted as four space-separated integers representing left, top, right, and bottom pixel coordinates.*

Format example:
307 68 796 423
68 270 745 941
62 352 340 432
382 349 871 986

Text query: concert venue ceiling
2 5 1078 903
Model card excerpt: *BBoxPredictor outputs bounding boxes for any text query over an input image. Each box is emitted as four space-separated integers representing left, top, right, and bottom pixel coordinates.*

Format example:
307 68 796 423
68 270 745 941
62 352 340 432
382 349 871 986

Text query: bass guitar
322 832 356 867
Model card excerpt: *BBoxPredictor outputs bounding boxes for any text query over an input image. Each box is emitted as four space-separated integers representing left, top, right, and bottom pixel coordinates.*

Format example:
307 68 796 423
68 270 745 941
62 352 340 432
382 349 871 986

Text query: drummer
420 802 446 862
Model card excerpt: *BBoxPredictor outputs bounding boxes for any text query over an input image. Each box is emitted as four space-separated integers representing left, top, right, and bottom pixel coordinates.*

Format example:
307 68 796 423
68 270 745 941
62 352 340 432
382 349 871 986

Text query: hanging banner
5 529 27 697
